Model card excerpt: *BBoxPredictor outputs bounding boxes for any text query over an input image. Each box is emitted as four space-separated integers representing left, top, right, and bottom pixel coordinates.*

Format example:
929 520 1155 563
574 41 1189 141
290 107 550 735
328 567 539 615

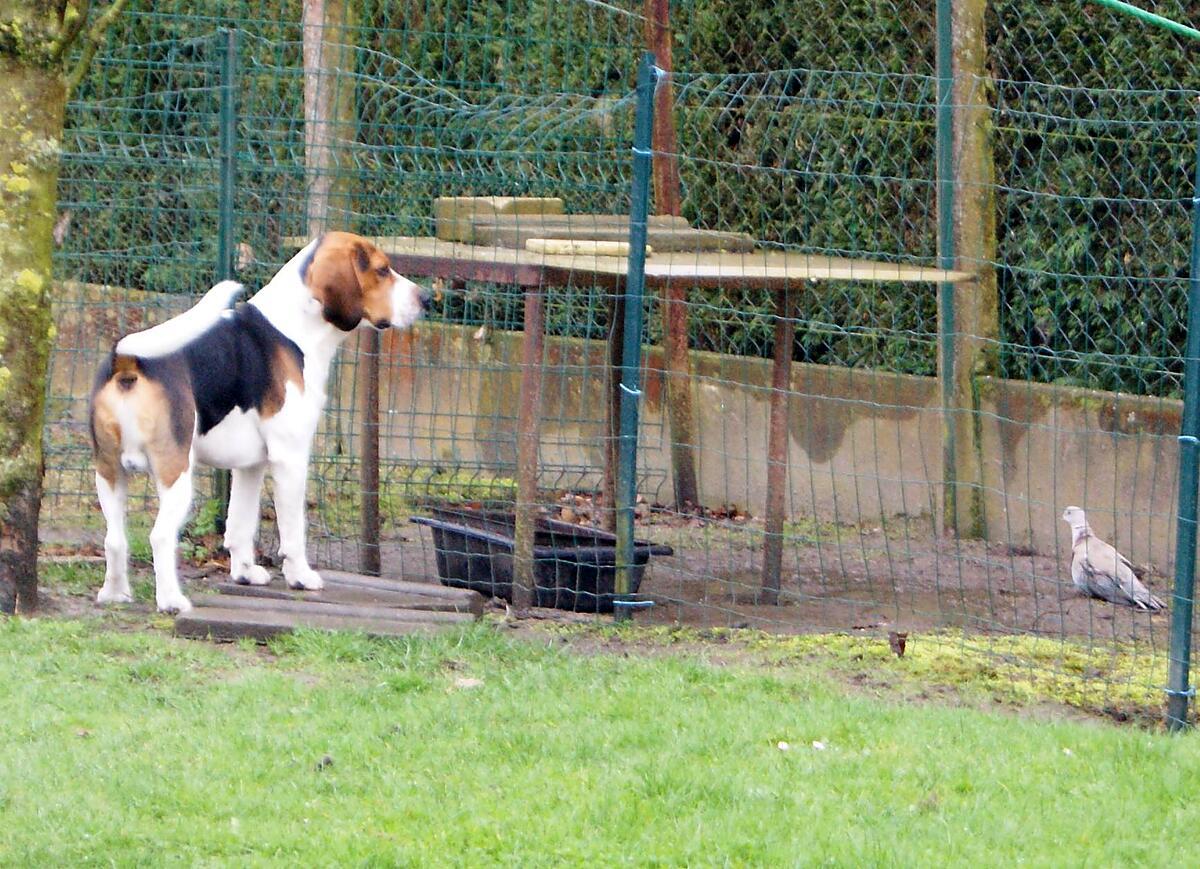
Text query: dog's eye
376 264 390 276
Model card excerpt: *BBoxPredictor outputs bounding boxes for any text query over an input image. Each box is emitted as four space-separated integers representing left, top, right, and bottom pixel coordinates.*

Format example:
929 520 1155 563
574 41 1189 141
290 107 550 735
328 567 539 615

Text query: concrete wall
49 283 1184 570
977 377 1180 574
371 323 1182 571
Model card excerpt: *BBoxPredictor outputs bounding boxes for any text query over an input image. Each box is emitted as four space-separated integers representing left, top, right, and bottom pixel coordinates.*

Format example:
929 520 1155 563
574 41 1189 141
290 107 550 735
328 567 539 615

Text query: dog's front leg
269 451 323 591
225 464 271 585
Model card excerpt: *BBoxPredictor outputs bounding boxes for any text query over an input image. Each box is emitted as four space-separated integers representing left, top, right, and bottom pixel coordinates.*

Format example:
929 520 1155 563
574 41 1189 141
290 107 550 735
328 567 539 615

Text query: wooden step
321 571 486 613
195 592 476 624
437 211 684 243
434 196 565 241
442 213 754 252
176 606 467 643
215 574 483 615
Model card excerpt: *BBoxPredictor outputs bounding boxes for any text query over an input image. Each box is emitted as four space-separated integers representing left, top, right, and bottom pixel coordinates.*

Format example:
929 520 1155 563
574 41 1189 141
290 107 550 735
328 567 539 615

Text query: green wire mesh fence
39 0 1200 724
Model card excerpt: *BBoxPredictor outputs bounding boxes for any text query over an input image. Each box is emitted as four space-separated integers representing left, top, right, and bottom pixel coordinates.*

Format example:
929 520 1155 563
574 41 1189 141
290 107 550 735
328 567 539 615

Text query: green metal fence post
613 51 657 621
214 27 238 531
1165 125 1200 732
935 0 957 536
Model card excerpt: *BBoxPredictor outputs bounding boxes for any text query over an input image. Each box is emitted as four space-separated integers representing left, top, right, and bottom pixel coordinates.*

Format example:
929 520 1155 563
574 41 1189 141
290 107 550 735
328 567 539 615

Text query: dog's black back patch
180 304 305 434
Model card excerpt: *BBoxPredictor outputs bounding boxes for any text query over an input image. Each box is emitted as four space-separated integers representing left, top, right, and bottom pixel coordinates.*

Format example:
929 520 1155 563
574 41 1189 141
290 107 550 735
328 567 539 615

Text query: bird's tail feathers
115 280 244 358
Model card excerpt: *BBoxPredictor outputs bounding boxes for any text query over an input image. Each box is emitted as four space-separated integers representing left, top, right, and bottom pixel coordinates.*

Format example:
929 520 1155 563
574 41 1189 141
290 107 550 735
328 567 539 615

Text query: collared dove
1061 506 1165 611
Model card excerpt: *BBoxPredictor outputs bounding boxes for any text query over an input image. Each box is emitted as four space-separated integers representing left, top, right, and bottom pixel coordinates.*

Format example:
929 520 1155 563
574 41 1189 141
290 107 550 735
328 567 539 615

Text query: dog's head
301 232 430 332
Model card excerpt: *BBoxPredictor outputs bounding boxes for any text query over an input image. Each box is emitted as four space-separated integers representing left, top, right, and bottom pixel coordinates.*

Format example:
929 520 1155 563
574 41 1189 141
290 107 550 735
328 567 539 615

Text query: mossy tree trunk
0 1 128 614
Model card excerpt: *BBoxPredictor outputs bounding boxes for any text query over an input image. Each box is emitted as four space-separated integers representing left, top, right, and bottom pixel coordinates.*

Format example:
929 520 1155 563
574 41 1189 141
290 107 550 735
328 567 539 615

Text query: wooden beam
175 607 463 643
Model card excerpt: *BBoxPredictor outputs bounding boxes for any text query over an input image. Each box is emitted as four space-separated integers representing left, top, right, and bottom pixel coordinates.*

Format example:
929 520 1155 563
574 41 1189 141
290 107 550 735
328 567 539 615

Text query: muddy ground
40 506 1170 648
352 510 1168 647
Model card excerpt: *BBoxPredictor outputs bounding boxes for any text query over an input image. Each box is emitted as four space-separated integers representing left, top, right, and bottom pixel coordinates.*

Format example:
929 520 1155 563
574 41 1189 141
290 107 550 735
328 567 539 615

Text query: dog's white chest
193 409 268 469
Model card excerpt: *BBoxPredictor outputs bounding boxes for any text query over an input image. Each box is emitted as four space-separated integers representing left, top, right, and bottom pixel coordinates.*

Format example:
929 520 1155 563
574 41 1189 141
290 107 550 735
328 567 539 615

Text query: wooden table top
284 235 974 288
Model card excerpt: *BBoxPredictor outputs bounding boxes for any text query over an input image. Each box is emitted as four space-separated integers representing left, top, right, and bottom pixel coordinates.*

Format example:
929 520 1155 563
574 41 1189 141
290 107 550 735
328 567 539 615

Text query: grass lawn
1 615 1198 866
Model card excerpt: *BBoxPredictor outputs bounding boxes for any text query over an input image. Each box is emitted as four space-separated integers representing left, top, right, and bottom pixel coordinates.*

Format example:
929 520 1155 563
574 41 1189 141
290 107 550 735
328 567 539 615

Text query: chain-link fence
40 0 1200 726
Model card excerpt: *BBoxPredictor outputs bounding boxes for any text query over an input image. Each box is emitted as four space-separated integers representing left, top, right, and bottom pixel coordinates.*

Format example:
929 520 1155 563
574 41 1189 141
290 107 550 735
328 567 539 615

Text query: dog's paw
233 564 272 586
284 563 324 591
96 585 133 605
156 592 193 615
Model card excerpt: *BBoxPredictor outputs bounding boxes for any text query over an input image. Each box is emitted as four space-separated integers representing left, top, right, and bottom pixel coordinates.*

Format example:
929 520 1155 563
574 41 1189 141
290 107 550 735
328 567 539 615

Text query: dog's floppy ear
305 236 366 331
353 241 370 273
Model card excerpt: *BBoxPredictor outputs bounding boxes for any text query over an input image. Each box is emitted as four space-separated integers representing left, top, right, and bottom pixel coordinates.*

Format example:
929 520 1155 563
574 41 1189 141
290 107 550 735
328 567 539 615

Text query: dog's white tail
115 280 244 358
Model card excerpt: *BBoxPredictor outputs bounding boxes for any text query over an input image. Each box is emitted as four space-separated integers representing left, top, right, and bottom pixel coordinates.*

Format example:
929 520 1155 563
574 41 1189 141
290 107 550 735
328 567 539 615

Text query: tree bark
0 2 129 614
0 59 66 614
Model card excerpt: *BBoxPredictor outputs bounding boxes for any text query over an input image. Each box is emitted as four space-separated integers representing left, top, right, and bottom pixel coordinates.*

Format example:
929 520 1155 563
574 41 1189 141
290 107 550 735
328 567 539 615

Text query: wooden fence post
937 0 996 537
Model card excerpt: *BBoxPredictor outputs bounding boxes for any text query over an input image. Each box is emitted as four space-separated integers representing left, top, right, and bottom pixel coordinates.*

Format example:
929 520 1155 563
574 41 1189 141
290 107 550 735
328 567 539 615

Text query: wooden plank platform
320 570 484 605
174 572 484 643
175 607 464 643
194 592 476 624
214 573 484 616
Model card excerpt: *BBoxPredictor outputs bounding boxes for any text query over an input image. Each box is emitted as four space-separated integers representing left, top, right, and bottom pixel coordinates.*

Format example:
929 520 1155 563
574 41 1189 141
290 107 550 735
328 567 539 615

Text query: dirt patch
638 529 1168 645
366 514 1169 648
40 506 1170 648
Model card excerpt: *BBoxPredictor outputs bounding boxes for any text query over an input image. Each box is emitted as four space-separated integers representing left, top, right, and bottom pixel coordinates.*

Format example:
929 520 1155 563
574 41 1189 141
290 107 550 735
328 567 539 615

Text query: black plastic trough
411 507 673 613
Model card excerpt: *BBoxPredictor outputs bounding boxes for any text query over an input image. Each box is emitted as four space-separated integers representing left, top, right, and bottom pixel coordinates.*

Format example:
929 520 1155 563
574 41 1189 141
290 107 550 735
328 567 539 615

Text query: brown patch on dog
261 343 305 419
91 395 122 485
304 232 396 331
91 361 196 488
112 355 139 392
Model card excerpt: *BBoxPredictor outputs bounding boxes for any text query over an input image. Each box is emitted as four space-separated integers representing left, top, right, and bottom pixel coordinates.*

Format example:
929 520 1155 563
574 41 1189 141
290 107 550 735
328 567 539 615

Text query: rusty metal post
643 0 699 510
602 296 624 533
360 329 381 575
761 286 796 604
513 287 546 610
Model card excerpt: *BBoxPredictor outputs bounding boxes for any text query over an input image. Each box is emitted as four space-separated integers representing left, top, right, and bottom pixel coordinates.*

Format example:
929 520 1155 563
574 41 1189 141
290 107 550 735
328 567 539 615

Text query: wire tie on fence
612 598 655 610
1163 685 1196 698
631 145 652 157
1179 435 1199 446
619 382 642 396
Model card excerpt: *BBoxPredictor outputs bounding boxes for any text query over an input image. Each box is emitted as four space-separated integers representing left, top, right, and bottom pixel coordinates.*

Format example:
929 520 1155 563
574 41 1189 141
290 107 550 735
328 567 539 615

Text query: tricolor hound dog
89 232 429 613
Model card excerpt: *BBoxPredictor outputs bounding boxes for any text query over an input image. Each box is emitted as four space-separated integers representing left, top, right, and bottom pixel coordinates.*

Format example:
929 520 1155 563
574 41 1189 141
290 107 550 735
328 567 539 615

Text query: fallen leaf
453 676 484 690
